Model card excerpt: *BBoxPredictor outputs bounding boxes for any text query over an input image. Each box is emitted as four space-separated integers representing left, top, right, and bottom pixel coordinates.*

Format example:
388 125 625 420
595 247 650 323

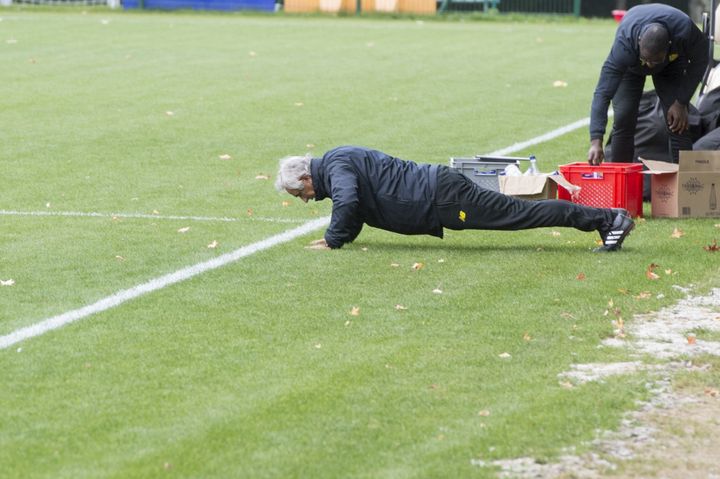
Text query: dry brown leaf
687 335 697 345
617 288 629 295
350 306 360 316
646 263 660 280
412 262 424 271
282 201 290 207
246 208 253 217
704 239 720 252
576 272 586 281
560 312 576 320
634 291 652 299
670 227 685 238
705 387 719 397
523 332 532 342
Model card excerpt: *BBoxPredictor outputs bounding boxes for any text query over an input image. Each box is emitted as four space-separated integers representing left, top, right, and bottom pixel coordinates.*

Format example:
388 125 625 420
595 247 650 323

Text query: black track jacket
589 3 708 140
310 146 441 249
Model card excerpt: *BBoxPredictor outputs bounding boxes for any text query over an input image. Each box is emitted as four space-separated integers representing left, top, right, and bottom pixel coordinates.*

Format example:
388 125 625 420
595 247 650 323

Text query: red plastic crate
558 162 644 217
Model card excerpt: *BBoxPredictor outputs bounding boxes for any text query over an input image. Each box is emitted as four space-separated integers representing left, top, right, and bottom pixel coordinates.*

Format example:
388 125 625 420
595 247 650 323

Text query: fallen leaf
314 343 322 349
551 231 561 237
1 279 15 286
255 174 269 180
646 263 660 280
432 288 443 294
177 226 190 233
523 332 532 342
498 352 511 359
218 154 232 160
246 208 253 217
165 111 174 116
704 239 720 252
390 263 400 268
608 299 614 308
282 201 290 207
395 304 408 311
559 381 574 389
115 255 125 261
670 227 685 238
478 410 491 417
306 143 315 149
634 291 652 299
553 80 568 87
560 312 576 320
350 306 360 316
705 387 719 397
207 240 218 249
412 262 424 271
617 288 629 295
361 247 368 252
576 272 586 281
687 335 697 345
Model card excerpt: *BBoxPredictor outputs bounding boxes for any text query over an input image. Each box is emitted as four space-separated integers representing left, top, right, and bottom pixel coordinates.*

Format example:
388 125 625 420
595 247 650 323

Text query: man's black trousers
609 68 694 164
435 168 615 233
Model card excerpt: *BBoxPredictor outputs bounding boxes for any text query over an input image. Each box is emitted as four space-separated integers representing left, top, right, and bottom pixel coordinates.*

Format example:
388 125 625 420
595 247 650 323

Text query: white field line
0 216 330 350
487 117 590 157
0 116 592 350
0 209 305 224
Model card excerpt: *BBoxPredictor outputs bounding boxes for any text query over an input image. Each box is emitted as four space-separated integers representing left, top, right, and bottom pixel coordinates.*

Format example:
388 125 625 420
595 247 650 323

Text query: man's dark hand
667 100 688 134
588 139 605 165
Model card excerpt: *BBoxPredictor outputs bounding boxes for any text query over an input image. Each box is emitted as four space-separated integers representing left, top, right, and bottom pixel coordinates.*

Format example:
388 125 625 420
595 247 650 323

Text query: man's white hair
275 154 312 191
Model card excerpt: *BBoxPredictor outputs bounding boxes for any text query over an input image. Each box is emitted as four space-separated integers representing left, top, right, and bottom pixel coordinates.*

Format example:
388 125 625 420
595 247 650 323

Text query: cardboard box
641 151 720 218
499 174 577 201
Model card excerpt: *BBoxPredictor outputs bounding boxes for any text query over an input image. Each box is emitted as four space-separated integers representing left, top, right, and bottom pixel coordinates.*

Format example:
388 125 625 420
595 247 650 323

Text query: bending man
588 3 708 165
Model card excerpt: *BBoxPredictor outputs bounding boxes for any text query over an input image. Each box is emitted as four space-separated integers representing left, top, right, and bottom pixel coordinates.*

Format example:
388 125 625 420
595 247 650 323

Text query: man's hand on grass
305 238 331 250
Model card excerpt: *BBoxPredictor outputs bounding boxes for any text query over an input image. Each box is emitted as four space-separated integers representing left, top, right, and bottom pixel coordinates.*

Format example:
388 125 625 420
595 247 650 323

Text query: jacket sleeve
590 43 633 141
678 25 709 105
323 160 364 249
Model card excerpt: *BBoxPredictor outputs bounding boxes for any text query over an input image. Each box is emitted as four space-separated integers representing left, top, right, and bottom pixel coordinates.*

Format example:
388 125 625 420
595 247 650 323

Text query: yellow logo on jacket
459 210 466 222
669 53 678 62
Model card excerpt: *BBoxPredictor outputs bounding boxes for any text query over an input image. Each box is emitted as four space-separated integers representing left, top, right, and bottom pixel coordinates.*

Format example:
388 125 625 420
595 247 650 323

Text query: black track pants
435 168 615 232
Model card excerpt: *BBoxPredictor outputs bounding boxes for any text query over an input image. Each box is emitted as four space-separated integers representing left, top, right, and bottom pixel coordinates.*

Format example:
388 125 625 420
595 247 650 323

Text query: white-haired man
276 146 635 252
